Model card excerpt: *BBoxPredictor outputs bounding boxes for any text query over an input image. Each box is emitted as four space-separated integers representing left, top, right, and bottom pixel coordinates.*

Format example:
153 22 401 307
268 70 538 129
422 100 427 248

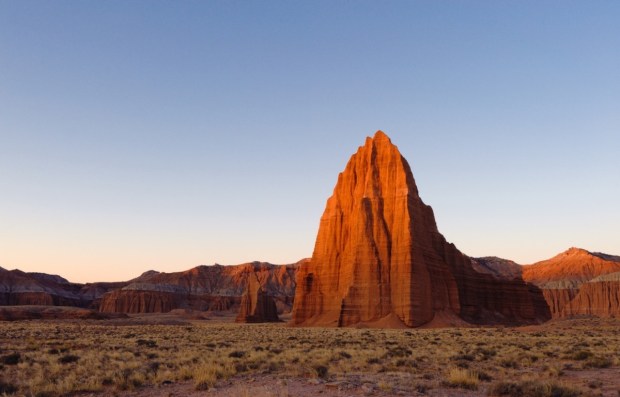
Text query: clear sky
1 1 619 282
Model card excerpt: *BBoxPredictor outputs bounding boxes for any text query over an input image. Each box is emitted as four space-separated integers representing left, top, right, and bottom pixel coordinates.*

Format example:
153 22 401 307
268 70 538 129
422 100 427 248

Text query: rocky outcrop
99 261 299 314
523 248 620 318
471 257 523 280
235 273 280 323
292 131 550 328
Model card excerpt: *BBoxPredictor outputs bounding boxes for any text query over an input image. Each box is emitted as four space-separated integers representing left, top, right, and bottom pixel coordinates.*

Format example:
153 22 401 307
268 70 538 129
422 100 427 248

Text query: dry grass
0 317 617 395
446 367 479 390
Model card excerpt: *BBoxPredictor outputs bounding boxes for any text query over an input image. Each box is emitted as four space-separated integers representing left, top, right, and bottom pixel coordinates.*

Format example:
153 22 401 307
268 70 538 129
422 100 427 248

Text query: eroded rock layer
292 131 550 327
523 248 620 318
99 261 299 314
235 272 280 323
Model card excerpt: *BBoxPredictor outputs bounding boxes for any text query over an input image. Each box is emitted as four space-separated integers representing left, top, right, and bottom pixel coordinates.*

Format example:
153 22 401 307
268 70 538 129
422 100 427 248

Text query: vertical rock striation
292 131 549 327
235 272 280 323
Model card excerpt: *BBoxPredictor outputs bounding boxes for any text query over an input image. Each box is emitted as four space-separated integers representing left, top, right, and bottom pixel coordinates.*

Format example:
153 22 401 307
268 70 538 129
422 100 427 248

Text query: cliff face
563 277 620 317
235 272 280 323
292 131 549 327
99 261 298 314
523 248 620 318
1 261 298 315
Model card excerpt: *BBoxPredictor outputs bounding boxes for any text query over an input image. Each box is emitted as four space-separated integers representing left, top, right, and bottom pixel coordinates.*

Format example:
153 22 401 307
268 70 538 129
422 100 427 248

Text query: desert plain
1 311 619 397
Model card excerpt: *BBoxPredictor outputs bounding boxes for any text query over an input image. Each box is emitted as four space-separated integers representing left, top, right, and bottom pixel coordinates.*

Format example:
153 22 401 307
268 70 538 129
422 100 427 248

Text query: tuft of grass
136 339 157 348
446 367 479 390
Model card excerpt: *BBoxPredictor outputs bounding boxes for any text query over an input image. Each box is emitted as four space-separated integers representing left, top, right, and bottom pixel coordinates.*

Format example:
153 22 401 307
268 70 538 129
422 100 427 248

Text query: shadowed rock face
235 272 280 323
292 131 550 327
523 248 620 318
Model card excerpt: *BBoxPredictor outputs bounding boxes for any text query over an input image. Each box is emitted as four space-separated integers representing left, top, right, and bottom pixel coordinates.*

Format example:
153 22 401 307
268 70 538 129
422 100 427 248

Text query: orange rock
292 131 549 327
523 248 620 318
522 248 620 287
235 272 280 323
562 281 620 317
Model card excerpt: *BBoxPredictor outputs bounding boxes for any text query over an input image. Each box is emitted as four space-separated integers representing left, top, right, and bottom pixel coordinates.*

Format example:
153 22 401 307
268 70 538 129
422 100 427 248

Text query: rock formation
292 131 550 327
0 268 85 307
235 272 280 323
99 261 299 314
1 261 299 315
523 248 620 318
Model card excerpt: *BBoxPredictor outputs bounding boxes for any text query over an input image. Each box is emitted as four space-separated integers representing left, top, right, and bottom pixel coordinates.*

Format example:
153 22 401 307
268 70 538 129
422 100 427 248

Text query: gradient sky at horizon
1 1 619 282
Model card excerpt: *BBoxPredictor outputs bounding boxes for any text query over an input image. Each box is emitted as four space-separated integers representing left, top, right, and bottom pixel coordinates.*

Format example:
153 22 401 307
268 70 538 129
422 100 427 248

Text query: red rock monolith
292 131 549 327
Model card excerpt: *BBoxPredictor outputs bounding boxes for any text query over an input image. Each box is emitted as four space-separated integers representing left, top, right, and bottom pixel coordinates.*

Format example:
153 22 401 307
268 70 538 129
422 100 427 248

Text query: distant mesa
523 247 620 318
292 131 550 328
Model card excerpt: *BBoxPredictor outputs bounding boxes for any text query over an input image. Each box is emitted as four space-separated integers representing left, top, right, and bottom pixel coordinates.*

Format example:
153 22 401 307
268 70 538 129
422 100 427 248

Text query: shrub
58 354 80 364
570 350 592 360
500 358 519 369
314 365 328 379
228 351 245 358
339 351 352 359
2 353 20 365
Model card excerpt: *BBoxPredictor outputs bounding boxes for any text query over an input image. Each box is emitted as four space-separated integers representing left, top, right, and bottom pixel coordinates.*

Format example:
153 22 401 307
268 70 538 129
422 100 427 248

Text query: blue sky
1 1 619 282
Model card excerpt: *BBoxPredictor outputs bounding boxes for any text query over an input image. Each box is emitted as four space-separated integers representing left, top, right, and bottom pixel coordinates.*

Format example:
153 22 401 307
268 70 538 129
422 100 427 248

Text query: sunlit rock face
293 131 549 327
523 248 620 318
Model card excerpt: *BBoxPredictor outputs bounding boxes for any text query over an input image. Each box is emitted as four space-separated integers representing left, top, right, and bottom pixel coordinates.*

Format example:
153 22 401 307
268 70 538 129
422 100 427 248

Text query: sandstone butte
522 247 620 318
98 261 299 314
292 131 551 328
235 272 280 323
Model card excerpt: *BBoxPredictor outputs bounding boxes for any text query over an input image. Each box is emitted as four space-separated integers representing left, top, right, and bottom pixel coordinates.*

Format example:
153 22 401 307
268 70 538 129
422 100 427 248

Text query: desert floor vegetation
0 316 618 396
